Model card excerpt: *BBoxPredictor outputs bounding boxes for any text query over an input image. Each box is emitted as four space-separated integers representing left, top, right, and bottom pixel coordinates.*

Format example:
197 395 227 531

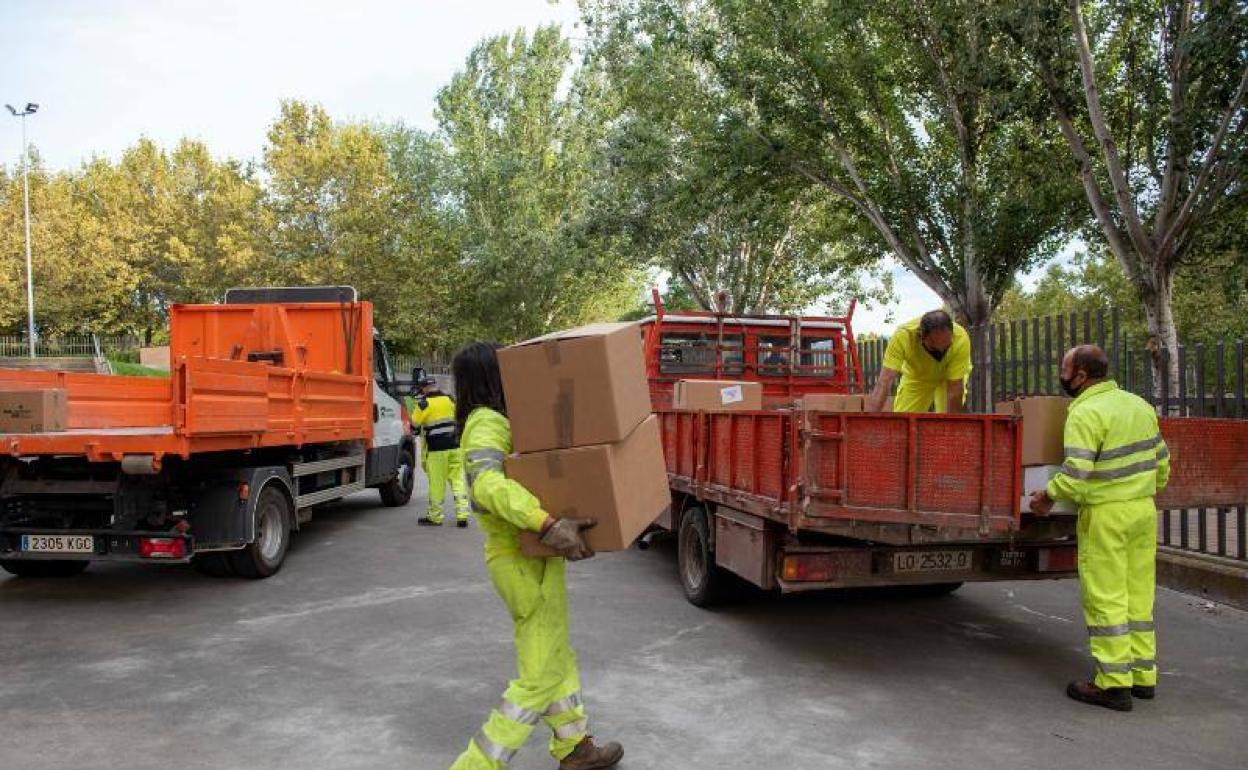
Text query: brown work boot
558 736 623 770
1067 680 1133 711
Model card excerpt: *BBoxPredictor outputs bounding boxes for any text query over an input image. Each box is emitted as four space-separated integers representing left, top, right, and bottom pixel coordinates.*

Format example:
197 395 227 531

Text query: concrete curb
1157 547 1248 610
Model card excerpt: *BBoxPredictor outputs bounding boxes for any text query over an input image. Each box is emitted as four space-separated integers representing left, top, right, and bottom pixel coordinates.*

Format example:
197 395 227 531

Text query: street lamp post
6 102 39 358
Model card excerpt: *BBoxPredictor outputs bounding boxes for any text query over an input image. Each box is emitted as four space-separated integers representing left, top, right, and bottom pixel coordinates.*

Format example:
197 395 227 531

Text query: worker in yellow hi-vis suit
447 342 622 770
407 375 471 527
1031 344 1170 712
865 310 971 413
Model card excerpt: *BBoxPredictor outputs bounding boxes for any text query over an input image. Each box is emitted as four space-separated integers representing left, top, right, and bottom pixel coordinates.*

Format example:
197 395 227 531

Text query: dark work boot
1067 680 1133 711
417 516 442 526
558 736 623 770
1132 685 1156 700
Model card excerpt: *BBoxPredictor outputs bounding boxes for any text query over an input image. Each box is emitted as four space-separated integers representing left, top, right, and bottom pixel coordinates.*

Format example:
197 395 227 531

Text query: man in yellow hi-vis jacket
865 310 971 413
407 375 471 527
1032 344 1170 712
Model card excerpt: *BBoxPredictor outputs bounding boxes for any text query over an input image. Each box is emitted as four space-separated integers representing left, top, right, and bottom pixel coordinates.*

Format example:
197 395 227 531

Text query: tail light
139 537 187 559
781 551 871 582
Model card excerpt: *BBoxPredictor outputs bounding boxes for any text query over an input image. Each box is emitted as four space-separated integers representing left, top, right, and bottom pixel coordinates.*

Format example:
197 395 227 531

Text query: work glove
539 517 597 561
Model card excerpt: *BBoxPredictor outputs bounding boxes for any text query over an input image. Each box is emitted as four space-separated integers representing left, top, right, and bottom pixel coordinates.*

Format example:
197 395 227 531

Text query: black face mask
1059 374 1081 398
923 345 946 362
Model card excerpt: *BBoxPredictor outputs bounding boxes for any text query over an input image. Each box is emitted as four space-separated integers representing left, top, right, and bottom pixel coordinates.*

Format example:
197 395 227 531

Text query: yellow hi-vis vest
1046 381 1171 506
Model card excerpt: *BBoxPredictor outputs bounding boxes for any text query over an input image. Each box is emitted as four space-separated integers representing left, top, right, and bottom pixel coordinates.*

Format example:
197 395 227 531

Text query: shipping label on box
996 396 1071 467
499 322 652 454
1020 465 1076 515
672 380 763 412
508 415 672 558
0 389 68 434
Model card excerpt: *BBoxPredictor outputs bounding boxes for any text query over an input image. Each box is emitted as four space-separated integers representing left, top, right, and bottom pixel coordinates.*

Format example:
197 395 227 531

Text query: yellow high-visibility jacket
408 392 459 452
1047 380 1171 506
461 407 549 559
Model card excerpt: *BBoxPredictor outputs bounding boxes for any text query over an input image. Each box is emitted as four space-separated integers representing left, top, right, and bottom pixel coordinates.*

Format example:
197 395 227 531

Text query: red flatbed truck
639 298 1248 605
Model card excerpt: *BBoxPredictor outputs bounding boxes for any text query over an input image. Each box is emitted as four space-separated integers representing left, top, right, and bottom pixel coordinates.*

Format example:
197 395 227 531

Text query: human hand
1029 489 1055 515
539 517 597 561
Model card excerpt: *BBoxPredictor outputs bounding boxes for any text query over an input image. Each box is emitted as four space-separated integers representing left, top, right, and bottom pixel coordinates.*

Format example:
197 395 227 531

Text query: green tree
436 25 645 343
585 0 1082 326
586 10 890 315
1007 0 1248 388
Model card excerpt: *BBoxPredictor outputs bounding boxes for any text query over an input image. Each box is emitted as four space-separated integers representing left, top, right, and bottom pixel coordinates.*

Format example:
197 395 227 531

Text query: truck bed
0 302 373 463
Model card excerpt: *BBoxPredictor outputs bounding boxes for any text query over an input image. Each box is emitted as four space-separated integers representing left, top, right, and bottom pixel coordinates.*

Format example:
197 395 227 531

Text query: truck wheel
0 559 89 578
678 507 727 607
229 485 293 579
379 445 416 508
191 552 236 578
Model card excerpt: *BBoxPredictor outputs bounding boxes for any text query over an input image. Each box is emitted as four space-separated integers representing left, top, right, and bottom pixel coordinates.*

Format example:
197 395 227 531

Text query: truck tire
379 444 416 508
677 507 727 607
229 485 293 579
191 552 237 578
0 559 89 578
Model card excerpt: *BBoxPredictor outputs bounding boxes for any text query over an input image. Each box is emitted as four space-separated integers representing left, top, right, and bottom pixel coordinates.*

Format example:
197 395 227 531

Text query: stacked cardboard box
499 323 671 557
996 397 1074 514
799 393 865 412
672 379 763 412
0 389 68 434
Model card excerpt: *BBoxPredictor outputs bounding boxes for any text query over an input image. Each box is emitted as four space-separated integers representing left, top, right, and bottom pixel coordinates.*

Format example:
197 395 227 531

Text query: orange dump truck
0 287 416 578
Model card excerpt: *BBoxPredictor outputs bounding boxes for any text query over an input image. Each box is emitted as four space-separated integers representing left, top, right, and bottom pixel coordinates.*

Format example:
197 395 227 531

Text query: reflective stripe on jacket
1046 381 1171 506
461 407 549 558
408 393 460 451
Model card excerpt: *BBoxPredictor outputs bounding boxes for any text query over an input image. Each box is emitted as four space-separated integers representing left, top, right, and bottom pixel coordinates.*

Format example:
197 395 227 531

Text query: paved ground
2 486 1246 770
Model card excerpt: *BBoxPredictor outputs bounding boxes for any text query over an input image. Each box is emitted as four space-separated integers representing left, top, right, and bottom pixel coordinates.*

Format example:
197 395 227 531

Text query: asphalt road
2 486 1246 770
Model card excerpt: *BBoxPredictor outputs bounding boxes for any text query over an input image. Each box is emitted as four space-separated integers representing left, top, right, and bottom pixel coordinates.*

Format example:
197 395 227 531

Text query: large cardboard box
499 323 651 454
0 389 68 433
800 393 864 412
508 415 671 557
996 396 1070 466
1020 465 1076 515
672 380 763 412
139 346 171 371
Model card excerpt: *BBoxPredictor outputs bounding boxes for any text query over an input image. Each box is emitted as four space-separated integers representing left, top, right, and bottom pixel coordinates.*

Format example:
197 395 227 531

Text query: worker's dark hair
1070 344 1110 380
453 342 507 429
919 310 954 336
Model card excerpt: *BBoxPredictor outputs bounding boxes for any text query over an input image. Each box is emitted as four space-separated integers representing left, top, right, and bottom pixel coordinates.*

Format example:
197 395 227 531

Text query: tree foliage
584 0 1083 325
1006 0 1248 384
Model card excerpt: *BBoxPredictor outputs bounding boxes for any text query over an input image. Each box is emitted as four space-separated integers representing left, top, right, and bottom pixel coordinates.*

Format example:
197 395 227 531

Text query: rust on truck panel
0 302 374 461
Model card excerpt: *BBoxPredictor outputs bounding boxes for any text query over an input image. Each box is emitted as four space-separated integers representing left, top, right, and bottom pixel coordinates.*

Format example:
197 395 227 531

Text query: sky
1 0 1057 334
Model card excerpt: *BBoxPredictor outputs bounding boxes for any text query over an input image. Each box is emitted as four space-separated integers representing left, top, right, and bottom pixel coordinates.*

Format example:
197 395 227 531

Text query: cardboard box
507 415 671 557
499 323 651 454
672 380 763 412
139 346 171 371
0 389 68 434
996 396 1071 466
1020 465 1076 515
800 393 864 412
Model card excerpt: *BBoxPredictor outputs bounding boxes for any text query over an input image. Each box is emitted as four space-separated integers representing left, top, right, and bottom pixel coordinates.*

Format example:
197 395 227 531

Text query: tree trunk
1140 270 1180 410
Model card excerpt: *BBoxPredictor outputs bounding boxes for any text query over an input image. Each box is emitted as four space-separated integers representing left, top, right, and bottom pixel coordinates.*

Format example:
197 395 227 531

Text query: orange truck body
0 302 374 465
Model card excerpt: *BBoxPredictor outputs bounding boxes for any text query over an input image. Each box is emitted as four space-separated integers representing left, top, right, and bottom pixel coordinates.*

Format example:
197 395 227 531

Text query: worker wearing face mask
865 310 971 413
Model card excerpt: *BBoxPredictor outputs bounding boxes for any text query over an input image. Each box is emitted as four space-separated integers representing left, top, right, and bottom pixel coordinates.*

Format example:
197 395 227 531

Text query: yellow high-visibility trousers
1077 498 1158 689
424 448 470 523
448 555 588 769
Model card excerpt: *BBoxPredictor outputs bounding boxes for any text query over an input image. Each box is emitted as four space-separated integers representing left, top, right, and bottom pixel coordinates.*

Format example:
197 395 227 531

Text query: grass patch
109 360 169 378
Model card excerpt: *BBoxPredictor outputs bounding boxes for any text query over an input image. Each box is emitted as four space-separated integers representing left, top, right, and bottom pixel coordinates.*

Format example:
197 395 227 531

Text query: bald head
1060 344 1109 396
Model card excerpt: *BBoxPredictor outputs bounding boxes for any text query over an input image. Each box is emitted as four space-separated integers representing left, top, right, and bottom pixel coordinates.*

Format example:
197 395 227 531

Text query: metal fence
0 335 142 358
858 308 1248 564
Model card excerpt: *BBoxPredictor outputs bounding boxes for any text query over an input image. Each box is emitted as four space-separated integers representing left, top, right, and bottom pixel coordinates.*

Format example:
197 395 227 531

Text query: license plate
893 549 971 573
20 535 94 554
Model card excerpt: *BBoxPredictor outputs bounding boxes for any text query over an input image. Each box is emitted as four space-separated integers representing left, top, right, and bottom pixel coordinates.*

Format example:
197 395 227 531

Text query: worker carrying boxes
498 322 672 557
